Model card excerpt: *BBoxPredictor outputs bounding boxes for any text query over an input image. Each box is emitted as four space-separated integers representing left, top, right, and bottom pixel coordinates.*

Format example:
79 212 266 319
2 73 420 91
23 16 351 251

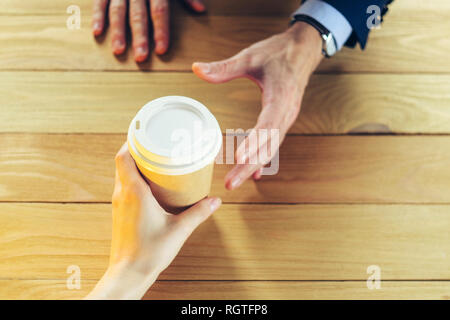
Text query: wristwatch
290 14 337 58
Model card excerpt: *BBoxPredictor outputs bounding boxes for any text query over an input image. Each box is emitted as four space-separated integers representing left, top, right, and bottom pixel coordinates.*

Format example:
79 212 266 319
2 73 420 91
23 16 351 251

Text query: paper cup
127 96 222 213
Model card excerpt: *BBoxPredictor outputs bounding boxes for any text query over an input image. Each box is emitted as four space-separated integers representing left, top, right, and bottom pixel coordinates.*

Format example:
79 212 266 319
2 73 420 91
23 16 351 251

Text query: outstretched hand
193 22 323 190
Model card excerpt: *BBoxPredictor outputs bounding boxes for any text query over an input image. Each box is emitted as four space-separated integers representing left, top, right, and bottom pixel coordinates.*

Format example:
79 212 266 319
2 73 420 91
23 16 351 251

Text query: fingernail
192 2 206 12
230 177 241 190
137 46 147 56
135 46 148 62
198 63 211 74
114 39 124 48
210 197 222 211
113 40 125 53
93 22 101 33
155 42 167 55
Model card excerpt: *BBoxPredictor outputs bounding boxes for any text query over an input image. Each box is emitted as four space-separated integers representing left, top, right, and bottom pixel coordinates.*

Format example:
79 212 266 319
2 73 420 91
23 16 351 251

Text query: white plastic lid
128 96 222 175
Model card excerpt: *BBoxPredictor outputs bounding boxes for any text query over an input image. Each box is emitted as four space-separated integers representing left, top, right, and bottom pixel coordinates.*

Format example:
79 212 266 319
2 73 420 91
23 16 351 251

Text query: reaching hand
92 0 206 62
86 143 221 299
192 22 323 190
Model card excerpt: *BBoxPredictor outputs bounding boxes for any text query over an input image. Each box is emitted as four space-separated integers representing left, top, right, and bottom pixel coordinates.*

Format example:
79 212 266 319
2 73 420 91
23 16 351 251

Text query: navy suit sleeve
304 0 393 49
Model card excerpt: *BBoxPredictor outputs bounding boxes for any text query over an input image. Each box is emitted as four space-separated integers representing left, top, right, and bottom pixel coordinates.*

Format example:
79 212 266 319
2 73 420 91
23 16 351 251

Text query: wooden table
0 0 449 299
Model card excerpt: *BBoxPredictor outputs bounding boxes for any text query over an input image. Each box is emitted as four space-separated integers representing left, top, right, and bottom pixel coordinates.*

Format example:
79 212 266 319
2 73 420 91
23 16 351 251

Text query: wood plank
2 0 447 17
1 0 301 16
0 280 449 300
147 281 450 300
0 203 449 280
2 72 450 134
0 5 448 72
0 15 282 71
1 134 450 203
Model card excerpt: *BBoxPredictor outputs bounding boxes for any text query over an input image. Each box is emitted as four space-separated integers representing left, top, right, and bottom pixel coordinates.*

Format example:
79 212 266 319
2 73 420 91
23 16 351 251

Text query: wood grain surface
1 134 450 203
0 203 449 281
0 0 449 72
2 0 448 17
1 280 449 300
0 0 301 16
1 0 449 300
2 72 450 134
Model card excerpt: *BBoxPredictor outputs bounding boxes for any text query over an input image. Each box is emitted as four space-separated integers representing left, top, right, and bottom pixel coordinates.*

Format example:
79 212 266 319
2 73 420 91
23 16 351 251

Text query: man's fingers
150 0 170 55
229 85 300 189
130 0 149 62
183 0 206 12
235 82 296 165
192 53 248 84
92 0 109 36
229 99 284 190
253 168 263 181
109 0 127 55
235 104 283 166
226 130 281 190
226 133 281 190
225 163 264 190
175 197 221 235
235 129 259 165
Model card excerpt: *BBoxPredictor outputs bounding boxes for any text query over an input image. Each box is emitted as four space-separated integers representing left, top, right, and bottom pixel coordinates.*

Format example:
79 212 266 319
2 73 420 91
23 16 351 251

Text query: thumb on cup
176 197 222 235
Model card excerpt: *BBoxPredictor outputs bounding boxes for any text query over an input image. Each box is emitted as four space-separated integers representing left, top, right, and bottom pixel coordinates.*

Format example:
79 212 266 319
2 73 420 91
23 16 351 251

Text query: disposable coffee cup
127 96 222 213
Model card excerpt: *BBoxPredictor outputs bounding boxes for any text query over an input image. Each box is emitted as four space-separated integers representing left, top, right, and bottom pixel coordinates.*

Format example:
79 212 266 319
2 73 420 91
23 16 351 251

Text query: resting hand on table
92 0 206 61
85 144 221 300
193 22 323 190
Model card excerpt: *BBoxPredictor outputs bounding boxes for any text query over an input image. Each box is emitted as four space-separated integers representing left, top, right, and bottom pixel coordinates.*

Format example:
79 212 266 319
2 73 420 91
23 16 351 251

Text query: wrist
285 21 323 77
85 262 160 300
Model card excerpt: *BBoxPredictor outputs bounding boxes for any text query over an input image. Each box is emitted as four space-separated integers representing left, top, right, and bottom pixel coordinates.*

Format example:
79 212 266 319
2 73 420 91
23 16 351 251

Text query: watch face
324 34 337 57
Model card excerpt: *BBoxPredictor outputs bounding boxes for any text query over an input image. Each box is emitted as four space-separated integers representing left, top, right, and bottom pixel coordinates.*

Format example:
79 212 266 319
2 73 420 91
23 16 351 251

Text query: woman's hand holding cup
85 143 221 300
